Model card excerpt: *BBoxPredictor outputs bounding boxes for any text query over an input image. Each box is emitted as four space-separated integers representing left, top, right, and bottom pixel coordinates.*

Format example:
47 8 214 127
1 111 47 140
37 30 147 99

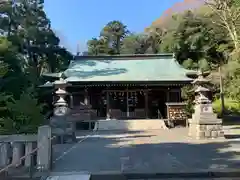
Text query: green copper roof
63 54 193 82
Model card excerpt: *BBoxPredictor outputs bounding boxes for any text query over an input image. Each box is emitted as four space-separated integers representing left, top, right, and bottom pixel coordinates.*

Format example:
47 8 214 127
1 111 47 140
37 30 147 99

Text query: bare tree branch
203 0 240 50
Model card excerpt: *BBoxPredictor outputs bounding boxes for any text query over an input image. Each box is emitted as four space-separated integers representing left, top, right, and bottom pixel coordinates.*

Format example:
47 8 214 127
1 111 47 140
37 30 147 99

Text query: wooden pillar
167 88 170 102
106 91 110 119
126 89 129 118
84 88 89 105
166 89 170 119
178 89 181 102
144 90 149 119
69 94 73 108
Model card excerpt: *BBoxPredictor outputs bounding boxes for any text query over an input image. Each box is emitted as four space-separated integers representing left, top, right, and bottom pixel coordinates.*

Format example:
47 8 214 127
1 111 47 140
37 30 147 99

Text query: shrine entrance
67 86 183 121
107 89 146 119
149 90 167 119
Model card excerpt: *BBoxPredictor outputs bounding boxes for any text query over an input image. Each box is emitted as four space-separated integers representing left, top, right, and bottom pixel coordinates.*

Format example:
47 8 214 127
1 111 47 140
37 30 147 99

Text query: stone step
45 173 90 180
94 119 169 131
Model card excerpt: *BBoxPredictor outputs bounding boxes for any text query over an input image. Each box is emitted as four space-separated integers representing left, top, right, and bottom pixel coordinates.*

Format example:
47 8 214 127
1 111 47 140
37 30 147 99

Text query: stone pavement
51 127 240 175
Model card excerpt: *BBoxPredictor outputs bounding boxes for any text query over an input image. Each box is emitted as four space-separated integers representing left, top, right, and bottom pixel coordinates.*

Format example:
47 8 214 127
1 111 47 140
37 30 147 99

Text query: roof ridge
73 53 174 61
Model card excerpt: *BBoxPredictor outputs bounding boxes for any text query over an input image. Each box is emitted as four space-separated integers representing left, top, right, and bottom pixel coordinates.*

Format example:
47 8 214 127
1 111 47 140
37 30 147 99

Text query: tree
0 60 14 135
87 37 112 55
159 10 227 69
204 0 240 51
145 27 166 54
0 0 72 134
87 38 100 55
0 37 26 97
121 33 148 54
0 0 71 78
101 21 129 54
223 61 240 102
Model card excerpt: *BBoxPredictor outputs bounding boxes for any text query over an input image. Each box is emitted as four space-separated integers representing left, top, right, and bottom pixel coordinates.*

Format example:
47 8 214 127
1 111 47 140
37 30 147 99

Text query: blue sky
44 0 182 53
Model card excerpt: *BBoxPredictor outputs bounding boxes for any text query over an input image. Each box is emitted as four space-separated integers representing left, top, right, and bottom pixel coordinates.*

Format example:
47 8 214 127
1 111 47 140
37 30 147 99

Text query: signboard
201 105 213 113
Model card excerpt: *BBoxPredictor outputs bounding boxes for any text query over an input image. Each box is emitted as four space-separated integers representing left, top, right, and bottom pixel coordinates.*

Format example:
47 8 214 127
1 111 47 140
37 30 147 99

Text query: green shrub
212 98 240 116
0 93 45 135
181 85 195 117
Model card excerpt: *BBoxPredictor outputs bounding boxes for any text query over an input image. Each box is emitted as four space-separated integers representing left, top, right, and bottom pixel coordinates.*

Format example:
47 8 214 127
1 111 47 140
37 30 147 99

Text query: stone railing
0 134 37 168
0 125 52 178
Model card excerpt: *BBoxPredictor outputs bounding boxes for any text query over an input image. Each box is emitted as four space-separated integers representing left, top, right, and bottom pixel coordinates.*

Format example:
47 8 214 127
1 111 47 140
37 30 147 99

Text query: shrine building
40 54 195 124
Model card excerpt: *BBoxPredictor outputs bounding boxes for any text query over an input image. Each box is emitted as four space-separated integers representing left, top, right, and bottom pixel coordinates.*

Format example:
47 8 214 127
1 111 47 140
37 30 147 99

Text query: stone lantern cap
192 70 210 84
53 79 67 85
55 88 67 95
197 70 210 76
192 76 209 84
195 86 210 93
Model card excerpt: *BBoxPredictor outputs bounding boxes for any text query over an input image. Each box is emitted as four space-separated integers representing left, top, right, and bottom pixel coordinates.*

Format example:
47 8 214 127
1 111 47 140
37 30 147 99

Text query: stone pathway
51 127 240 175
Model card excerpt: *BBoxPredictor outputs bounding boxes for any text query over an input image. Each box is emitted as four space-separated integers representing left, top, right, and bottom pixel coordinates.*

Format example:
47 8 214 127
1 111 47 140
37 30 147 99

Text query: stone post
0 143 10 167
37 125 52 171
188 71 224 139
12 142 24 167
24 142 35 167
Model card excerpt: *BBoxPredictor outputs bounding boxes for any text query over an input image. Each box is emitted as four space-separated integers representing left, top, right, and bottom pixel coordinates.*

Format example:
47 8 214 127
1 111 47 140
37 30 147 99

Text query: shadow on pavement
223 115 240 126
224 134 240 139
51 130 240 176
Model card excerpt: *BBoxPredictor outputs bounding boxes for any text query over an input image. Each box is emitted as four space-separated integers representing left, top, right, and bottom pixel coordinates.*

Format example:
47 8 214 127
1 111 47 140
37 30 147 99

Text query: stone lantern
53 78 69 116
50 78 76 143
188 71 224 139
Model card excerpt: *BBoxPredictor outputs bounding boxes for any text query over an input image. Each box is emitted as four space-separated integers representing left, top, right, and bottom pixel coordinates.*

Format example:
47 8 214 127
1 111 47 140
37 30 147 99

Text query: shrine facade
41 54 195 122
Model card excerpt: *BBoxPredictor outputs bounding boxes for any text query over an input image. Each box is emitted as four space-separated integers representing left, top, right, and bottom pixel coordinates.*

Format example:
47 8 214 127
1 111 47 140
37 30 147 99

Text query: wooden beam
102 89 151 92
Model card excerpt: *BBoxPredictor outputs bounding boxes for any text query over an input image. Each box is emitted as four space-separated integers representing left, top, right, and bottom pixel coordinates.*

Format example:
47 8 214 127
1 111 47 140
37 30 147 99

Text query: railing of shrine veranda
0 125 56 179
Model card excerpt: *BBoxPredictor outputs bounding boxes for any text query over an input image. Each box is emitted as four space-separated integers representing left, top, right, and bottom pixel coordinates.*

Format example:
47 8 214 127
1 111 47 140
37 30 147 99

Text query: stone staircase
94 119 169 131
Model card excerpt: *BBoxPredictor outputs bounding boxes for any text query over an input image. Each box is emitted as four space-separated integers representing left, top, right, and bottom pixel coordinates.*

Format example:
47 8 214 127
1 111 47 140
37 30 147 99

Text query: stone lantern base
188 118 224 139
